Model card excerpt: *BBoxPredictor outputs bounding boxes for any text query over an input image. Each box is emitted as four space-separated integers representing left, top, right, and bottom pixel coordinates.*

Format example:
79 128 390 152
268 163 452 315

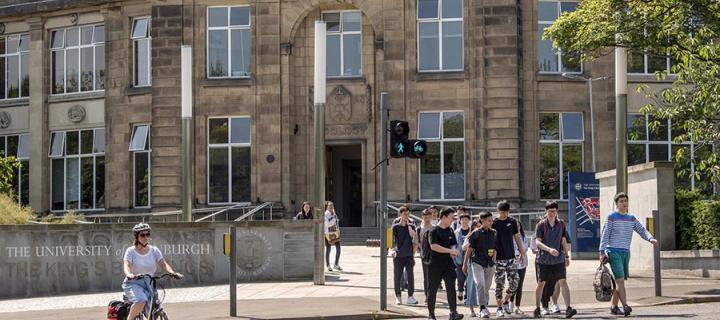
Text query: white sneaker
326 265 333 271
503 302 513 314
480 308 490 318
541 308 550 316
496 308 505 317
514 306 525 315
395 295 402 305
407 296 418 305
551 304 561 314
333 264 343 271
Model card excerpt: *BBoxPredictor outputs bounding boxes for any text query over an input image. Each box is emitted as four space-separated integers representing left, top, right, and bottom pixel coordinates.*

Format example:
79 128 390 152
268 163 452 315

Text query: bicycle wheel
154 310 169 320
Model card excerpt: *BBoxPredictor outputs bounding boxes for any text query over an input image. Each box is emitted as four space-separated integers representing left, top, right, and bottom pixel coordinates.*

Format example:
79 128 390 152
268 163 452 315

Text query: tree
0 156 20 199
545 0 720 190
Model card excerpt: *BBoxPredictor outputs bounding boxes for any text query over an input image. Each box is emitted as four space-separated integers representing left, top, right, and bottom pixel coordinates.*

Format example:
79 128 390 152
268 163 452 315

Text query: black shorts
538 263 566 283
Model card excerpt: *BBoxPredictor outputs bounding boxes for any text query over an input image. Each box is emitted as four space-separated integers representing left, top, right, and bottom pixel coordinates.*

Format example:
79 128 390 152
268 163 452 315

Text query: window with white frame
538 0 581 73
627 113 713 193
50 25 105 94
132 17 151 87
207 117 251 204
418 111 465 200
322 11 362 77
628 51 673 74
207 6 252 78
0 34 30 99
129 124 151 208
417 0 463 72
49 128 105 211
0 134 29 206
539 112 584 199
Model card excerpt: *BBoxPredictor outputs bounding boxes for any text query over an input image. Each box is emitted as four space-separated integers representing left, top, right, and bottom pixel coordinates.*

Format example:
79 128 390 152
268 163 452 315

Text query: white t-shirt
324 210 339 234
124 245 164 276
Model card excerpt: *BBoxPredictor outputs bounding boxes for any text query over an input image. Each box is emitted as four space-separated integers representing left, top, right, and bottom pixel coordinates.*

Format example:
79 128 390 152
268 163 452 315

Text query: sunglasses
139 232 151 238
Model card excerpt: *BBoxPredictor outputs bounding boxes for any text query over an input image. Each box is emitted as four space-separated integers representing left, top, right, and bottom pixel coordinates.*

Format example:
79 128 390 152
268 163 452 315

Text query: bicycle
125 273 183 320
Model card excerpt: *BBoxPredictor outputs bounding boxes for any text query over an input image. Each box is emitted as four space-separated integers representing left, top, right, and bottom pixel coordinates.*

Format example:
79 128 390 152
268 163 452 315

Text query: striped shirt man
598 212 655 253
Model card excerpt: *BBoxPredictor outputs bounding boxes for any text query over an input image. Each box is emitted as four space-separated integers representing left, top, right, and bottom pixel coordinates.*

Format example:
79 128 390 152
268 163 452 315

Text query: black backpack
420 227 433 265
107 300 130 320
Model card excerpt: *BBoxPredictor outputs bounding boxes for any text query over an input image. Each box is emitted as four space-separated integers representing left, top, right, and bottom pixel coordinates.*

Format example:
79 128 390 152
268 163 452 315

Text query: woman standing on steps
324 201 342 271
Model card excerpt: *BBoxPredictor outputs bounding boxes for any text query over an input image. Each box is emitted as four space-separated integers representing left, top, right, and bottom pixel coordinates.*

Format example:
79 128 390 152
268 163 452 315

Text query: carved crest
0 111 10 129
328 86 352 122
68 105 86 123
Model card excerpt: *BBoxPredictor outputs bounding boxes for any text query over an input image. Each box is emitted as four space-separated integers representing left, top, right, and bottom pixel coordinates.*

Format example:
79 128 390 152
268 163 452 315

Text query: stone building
0 0 701 227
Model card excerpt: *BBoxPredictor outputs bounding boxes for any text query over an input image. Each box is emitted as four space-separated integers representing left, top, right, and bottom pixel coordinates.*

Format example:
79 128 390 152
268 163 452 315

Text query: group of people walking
388 192 657 320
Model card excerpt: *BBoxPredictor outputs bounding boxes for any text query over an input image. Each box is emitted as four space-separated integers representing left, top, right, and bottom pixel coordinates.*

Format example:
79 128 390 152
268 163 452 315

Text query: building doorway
326 144 363 227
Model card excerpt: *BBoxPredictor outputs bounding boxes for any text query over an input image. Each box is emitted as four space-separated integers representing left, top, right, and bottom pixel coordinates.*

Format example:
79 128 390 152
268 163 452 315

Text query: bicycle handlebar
129 273 183 281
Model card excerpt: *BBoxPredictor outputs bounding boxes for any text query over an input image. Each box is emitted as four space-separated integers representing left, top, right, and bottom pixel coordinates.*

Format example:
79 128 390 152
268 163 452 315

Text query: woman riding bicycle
122 223 183 320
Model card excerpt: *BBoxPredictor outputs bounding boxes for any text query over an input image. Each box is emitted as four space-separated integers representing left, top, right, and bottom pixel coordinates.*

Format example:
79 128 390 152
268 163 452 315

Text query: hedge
675 189 720 250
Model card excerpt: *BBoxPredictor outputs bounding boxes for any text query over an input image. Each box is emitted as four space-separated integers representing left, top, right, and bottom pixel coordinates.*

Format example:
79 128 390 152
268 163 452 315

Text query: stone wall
0 220 314 298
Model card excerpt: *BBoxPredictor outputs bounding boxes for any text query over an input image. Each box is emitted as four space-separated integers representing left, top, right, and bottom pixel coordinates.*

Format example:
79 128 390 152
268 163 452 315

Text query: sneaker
503 302 512 314
395 295 402 305
514 306 525 315
458 291 464 302
533 307 541 318
326 265 333 271
565 306 577 318
551 304 561 314
480 308 490 318
623 305 632 317
496 308 505 317
541 308 550 316
448 311 464 320
333 264 343 271
407 296 418 305
610 306 622 315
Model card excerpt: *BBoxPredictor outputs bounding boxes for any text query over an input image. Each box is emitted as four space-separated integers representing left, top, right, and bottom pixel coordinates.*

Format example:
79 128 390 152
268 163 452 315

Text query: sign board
567 172 601 253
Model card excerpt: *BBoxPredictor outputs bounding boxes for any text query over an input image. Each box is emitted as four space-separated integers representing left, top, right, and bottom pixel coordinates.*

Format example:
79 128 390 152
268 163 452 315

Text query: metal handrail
234 202 273 222
195 203 250 222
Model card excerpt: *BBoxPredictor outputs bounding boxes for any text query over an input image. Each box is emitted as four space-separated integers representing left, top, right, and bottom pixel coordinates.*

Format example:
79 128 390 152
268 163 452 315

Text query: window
321 11 362 77
418 111 465 200
0 134 29 206
628 50 673 74
207 117 251 204
207 6 251 78
0 34 30 99
130 124 151 208
539 112 584 199
627 114 711 192
132 17 151 87
538 1 580 73
417 0 463 72
50 25 105 94
49 128 105 211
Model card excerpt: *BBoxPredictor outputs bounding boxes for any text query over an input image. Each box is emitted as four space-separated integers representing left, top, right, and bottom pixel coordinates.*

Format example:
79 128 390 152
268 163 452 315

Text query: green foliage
0 156 21 199
0 193 35 224
675 189 704 249
40 211 87 224
690 200 720 249
545 0 720 187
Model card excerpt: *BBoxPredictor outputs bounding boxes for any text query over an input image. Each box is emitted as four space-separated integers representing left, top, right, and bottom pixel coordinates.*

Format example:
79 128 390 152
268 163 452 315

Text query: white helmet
132 223 151 235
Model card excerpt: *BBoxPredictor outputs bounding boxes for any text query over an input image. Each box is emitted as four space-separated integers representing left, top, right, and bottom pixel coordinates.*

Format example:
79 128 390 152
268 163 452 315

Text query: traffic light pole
313 21 327 286
379 92 389 311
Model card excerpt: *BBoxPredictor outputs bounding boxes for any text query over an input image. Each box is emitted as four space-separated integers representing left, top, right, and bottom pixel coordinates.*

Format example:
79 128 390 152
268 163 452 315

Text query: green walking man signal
390 120 427 159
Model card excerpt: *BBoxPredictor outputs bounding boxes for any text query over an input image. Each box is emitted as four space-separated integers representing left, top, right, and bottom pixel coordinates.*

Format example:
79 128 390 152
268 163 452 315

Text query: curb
234 311 420 320
642 295 720 306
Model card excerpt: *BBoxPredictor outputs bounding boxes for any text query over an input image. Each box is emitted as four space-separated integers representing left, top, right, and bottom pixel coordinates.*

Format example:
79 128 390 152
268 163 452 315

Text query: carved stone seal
0 111 10 129
328 85 352 122
68 105 86 123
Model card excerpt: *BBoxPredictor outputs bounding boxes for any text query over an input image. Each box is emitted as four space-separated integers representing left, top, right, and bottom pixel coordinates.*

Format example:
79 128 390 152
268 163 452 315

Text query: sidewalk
1 246 718 319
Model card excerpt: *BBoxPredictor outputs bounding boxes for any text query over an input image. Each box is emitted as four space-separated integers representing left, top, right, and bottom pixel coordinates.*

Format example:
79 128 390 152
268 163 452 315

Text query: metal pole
313 21 327 286
588 79 597 172
652 210 662 296
379 92 389 311
229 226 237 316
181 45 193 222
615 45 628 193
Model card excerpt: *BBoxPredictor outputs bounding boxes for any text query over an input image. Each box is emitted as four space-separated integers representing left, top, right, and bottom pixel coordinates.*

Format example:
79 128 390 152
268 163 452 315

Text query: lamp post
562 73 610 172
312 21 327 286
181 45 193 222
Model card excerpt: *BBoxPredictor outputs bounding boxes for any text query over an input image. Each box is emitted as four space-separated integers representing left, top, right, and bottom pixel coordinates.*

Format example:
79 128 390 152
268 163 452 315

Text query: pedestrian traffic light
390 121 410 158
389 120 426 159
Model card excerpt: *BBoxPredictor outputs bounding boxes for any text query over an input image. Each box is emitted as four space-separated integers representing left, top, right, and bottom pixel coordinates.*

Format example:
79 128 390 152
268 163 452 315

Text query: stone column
26 17 48 213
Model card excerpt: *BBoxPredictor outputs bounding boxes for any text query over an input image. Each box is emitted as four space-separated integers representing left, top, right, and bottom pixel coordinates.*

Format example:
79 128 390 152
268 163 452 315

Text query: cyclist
122 223 183 320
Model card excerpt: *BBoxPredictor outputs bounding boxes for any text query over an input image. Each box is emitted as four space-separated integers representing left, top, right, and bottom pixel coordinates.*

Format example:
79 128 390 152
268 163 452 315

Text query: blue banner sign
567 172 600 253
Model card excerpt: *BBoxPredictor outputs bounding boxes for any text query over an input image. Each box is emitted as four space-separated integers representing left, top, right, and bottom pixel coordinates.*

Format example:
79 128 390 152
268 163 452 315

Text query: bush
0 193 35 224
40 211 87 224
675 189 704 249
690 200 720 250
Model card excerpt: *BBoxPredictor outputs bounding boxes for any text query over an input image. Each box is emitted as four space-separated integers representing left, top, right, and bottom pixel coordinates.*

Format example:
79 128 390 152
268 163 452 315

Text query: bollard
652 210 662 296
230 226 237 316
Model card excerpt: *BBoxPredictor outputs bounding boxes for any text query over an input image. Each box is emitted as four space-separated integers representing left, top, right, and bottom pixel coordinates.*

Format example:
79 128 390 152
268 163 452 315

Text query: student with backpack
462 211 497 318
533 201 577 318
599 192 658 317
418 209 434 301
424 207 464 320
453 212 472 303
392 205 419 305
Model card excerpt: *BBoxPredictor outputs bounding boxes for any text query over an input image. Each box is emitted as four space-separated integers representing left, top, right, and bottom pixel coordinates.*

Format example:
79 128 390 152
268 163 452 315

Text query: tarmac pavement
0 246 718 319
